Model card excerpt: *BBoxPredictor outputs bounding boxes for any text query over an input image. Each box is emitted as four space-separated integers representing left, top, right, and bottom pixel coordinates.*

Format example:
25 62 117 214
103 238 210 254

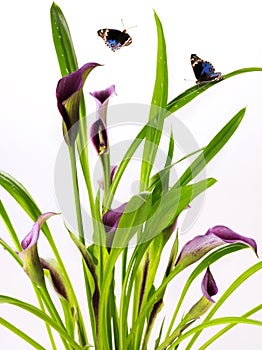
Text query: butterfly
97 28 132 52
190 54 223 84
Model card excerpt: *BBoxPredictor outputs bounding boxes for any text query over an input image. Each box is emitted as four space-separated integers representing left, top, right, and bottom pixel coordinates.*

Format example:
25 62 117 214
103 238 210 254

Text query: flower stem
40 283 71 350
101 152 111 213
68 144 85 244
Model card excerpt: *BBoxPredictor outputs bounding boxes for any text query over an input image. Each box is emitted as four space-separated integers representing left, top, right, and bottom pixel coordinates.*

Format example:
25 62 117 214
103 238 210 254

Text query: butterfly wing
190 54 222 83
97 29 132 51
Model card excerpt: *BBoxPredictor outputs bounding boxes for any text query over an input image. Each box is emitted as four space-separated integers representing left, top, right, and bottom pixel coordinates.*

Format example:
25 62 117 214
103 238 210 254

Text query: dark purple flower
20 212 57 286
97 165 117 189
201 267 218 303
90 117 109 155
56 62 101 145
183 268 219 324
40 258 68 301
90 85 116 123
175 225 257 270
102 203 127 247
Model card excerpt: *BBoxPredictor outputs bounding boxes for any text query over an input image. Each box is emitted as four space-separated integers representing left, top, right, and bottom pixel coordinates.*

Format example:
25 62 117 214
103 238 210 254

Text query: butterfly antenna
184 78 196 82
121 18 137 31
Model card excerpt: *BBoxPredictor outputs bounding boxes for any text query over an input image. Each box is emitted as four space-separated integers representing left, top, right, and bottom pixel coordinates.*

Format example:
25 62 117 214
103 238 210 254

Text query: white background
0 0 262 349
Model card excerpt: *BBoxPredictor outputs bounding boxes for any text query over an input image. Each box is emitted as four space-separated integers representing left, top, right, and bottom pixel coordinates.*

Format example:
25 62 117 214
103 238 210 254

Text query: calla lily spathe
89 85 116 155
56 62 101 145
182 267 219 325
20 212 57 286
175 225 257 270
201 267 218 303
102 203 127 247
90 85 116 123
90 117 109 155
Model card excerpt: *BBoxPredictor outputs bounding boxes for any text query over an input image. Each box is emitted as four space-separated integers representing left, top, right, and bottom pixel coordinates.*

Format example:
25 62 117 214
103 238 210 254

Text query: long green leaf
140 11 168 190
185 261 262 350
0 317 46 350
127 243 247 344
160 316 262 350
174 107 246 187
0 171 42 220
167 68 262 113
0 170 88 345
0 296 85 350
166 243 249 336
98 192 153 348
0 200 21 250
150 10 168 109
108 73 251 210
143 178 216 242
50 2 78 76
199 304 262 349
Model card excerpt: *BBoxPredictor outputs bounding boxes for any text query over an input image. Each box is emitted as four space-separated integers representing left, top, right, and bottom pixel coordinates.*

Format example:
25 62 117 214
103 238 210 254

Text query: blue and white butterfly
97 28 132 52
191 54 223 83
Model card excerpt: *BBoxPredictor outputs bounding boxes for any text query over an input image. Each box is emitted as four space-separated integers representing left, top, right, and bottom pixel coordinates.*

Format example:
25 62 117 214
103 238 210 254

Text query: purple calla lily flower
56 62 101 145
90 85 116 123
21 212 56 251
175 225 257 270
20 212 57 286
102 203 127 247
90 117 109 155
201 267 218 303
183 268 219 324
40 258 68 301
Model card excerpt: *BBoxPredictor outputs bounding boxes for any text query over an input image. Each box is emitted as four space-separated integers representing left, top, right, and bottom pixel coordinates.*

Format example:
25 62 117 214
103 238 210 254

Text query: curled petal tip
201 267 218 303
207 225 258 255
56 62 101 144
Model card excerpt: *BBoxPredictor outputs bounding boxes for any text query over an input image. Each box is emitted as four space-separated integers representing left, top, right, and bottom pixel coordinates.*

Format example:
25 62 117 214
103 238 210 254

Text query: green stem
43 231 88 346
68 144 85 244
68 144 92 347
101 152 111 213
35 290 57 350
40 284 71 350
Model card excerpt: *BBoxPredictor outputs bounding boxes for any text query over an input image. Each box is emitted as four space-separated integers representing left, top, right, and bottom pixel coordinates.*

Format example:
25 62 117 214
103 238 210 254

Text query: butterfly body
190 54 223 83
97 28 132 52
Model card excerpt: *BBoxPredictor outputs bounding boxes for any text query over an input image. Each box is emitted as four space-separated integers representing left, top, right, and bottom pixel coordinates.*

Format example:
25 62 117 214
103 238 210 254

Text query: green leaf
140 11 168 190
113 191 153 249
143 178 216 243
98 192 153 348
108 68 261 209
185 260 262 350
0 171 42 220
154 318 165 349
50 2 78 76
149 148 203 199
175 107 246 188
150 10 168 109
167 68 262 113
0 296 85 350
160 316 262 350
198 304 262 350
165 243 249 337
0 317 46 350
0 200 21 251
127 243 247 345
